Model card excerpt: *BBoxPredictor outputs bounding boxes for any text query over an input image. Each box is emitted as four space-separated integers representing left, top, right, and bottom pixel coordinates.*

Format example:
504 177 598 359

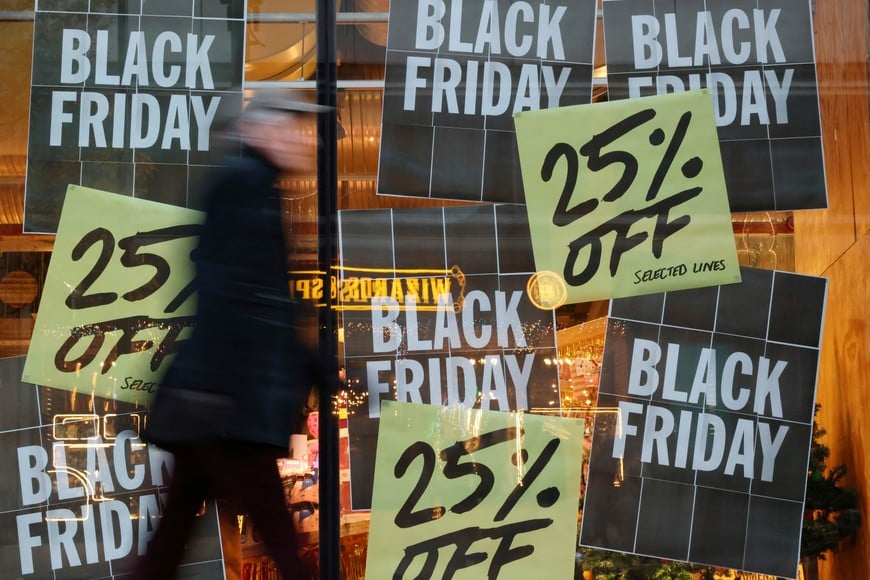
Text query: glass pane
246 0 320 82
247 21 317 82
1 1 869 579
337 0 387 82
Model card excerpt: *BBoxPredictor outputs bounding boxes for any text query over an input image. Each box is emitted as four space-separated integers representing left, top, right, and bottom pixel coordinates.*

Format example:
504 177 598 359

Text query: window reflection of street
289 265 467 312
48 412 146 522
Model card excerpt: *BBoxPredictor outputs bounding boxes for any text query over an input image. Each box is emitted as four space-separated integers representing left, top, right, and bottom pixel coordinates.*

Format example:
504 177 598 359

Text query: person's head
238 89 327 173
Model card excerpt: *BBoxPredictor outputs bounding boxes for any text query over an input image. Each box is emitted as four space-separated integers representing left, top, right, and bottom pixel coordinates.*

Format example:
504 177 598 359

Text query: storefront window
0 1 867 579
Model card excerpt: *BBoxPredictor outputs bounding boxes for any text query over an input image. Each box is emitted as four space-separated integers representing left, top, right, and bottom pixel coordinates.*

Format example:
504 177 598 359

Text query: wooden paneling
792 1 870 578
0 316 33 357
813 235 870 580
794 0 870 275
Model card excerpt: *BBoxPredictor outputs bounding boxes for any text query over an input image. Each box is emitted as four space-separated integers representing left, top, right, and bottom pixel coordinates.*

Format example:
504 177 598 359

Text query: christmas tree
801 404 861 561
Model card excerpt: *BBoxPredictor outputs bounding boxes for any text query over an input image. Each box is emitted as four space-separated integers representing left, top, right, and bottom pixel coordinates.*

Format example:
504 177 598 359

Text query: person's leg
132 446 209 580
213 442 310 579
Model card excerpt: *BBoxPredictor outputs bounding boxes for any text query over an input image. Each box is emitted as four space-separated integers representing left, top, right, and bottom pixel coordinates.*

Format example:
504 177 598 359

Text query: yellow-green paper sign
367 401 584 579
22 185 203 404
514 90 740 303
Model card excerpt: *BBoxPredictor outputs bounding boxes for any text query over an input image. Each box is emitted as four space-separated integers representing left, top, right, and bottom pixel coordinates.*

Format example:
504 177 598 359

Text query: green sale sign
367 401 583 579
514 90 741 304
23 186 203 404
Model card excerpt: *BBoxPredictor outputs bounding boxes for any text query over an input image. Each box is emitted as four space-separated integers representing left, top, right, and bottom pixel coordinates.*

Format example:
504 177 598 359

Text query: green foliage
801 404 861 560
577 549 694 579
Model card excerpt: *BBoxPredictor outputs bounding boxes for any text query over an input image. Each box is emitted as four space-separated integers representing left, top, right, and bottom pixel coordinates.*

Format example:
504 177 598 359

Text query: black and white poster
377 0 597 203
338 205 561 509
24 0 246 233
602 0 827 211
0 356 224 579
579 267 827 578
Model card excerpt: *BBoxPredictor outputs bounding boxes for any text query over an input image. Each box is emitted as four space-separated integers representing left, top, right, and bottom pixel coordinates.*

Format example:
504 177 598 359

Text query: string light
331 388 368 417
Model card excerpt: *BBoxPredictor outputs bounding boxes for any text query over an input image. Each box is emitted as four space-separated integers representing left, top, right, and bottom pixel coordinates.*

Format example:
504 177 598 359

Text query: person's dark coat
145 144 325 451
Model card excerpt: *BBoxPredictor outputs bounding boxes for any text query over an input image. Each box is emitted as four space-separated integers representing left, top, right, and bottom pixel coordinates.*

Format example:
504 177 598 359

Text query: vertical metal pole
315 0 340 579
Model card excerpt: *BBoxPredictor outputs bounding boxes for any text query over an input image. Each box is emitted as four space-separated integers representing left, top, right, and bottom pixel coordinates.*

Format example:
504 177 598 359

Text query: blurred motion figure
133 89 332 580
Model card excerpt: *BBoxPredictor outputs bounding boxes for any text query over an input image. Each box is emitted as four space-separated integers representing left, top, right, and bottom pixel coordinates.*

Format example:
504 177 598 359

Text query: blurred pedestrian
133 89 333 580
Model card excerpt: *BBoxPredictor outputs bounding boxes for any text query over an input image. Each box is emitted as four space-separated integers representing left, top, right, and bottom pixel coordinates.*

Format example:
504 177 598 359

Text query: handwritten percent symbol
645 109 703 202
492 436 562 522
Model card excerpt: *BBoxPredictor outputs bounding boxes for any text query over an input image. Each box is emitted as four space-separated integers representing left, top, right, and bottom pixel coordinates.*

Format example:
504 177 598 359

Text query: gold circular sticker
527 271 568 310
